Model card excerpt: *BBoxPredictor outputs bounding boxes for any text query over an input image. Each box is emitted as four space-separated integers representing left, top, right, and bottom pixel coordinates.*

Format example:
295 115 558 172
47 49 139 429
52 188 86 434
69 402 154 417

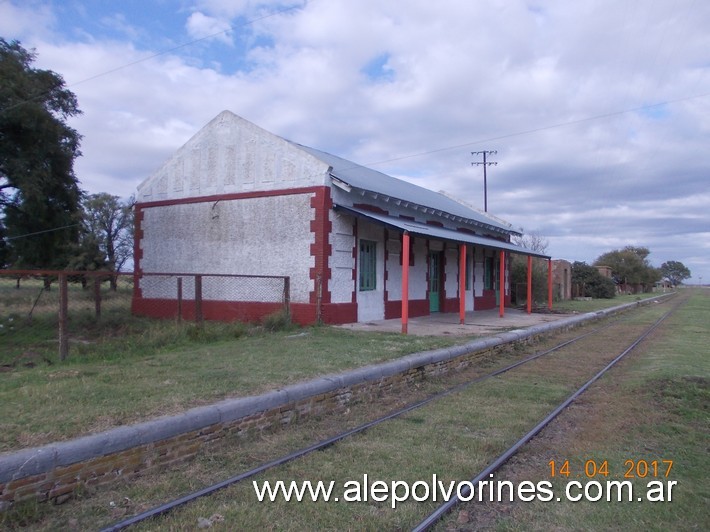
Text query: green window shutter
359 240 377 291
485 256 494 290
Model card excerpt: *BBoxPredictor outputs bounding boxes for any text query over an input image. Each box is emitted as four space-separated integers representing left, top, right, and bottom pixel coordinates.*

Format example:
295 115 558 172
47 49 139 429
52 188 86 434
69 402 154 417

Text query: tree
571 261 616 299
594 246 661 293
512 231 549 254
66 230 108 286
660 260 691 287
0 38 83 271
82 193 134 288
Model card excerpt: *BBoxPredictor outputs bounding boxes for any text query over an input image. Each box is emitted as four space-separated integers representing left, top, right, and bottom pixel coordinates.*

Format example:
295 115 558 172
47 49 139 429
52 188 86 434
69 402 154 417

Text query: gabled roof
291 142 516 234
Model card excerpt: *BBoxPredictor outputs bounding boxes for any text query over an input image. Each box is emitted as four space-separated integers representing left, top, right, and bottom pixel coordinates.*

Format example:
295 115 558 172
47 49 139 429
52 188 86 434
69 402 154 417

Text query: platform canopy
334 205 550 259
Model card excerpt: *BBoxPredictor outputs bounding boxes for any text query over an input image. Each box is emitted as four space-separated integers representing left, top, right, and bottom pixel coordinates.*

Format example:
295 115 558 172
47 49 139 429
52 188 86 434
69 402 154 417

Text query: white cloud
185 11 234 46
0 0 54 40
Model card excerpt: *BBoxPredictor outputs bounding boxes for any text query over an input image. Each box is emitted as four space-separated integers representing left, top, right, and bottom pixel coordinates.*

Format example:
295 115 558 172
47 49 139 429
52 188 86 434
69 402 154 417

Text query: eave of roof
290 142 518 235
335 205 550 259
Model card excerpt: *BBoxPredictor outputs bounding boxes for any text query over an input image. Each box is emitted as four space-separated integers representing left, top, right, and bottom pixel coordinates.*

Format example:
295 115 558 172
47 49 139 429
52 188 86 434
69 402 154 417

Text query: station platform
337 307 570 336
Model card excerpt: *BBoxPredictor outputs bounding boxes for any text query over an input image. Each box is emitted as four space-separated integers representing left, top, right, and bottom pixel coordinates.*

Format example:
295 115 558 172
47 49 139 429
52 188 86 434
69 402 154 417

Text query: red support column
499 250 505 318
526 255 533 314
401 231 410 334
548 258 553 310
459 243 467 324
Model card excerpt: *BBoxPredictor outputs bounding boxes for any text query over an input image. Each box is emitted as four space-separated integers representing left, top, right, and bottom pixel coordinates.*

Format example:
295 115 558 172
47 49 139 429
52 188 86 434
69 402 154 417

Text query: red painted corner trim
309 187 333 308
133 206 145 299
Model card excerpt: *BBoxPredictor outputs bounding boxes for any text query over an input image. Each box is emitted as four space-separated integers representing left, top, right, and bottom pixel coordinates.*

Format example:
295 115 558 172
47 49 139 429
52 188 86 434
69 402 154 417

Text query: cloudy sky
2 0 709 283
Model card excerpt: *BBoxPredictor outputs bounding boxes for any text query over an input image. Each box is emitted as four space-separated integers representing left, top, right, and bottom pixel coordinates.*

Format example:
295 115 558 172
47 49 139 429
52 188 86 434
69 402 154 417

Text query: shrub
510 257 548 305
262 309 292 332
572 262 617 299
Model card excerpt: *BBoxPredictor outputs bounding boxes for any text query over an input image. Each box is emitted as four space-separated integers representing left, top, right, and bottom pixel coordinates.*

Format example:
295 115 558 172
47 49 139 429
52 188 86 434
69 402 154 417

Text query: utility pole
471 150 497 212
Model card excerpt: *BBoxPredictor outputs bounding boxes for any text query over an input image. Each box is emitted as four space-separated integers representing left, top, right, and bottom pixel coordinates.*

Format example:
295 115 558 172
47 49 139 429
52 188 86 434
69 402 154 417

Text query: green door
429 251 441 312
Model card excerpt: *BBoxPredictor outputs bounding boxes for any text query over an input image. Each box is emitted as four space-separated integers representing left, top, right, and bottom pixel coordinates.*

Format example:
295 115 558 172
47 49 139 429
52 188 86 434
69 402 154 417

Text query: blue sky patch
361 52 393 82
638 103 669 120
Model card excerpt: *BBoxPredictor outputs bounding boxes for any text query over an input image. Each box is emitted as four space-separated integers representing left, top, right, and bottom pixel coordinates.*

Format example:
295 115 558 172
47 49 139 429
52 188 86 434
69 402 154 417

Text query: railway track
412 297 681 530
103 294 682 531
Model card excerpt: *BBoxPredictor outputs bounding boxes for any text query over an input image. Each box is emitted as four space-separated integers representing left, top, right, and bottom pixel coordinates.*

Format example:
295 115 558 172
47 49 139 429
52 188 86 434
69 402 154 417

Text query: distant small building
595 265 613 278
552 259 572 300
655 280 672 292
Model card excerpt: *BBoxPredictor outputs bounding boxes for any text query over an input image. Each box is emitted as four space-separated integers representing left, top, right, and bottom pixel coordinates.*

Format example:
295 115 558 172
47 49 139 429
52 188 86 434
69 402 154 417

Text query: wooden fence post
59 273 69 361
283 276 291 317
177 277 183 324
94 276 102 319
194 275 203 326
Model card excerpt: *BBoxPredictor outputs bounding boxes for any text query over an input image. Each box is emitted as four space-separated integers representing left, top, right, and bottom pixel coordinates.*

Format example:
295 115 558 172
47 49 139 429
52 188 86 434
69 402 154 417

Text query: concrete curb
0 293 674 484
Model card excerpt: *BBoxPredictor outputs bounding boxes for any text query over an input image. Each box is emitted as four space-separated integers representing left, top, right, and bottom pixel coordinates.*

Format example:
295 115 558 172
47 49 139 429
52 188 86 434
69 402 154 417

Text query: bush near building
572 261 616 299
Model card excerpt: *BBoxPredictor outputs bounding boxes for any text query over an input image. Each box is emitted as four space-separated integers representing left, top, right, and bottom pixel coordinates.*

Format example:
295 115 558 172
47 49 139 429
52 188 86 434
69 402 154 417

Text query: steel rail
101 302 668 531
411 302 679 531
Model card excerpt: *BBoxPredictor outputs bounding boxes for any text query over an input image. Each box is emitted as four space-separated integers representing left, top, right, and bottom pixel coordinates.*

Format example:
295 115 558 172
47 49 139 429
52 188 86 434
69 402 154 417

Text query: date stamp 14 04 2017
549 459 674 479
547 459 677 503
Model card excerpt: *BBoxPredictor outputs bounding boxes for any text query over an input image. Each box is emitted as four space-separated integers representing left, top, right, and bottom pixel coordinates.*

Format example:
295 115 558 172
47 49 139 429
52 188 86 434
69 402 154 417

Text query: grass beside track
550 292 666 313
0 290 672 452
0 325 469 452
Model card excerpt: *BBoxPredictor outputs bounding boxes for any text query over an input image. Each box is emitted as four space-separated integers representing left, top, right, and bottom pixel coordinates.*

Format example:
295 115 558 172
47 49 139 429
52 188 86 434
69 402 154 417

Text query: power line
4 224 81 241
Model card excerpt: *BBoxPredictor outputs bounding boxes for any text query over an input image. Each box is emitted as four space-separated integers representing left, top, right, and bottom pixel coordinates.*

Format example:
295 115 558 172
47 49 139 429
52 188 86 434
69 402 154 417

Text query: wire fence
133 271 290 323
0 270 290 365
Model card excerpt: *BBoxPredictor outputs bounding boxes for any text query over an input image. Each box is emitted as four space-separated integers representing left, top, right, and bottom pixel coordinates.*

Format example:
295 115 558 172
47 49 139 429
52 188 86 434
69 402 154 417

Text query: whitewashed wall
138 111 330 202
356 221 385 322
444 245 459 302
465 247 474 309
410 237 429 301
329 211 356 304
385 232 402 301
473 249 486 301
389 237 429 302
139 194 315 302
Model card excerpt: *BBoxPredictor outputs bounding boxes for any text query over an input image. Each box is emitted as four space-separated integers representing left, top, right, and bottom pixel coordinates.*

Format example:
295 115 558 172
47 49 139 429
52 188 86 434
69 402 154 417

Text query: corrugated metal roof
290 142 515 234
336 205 550 259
